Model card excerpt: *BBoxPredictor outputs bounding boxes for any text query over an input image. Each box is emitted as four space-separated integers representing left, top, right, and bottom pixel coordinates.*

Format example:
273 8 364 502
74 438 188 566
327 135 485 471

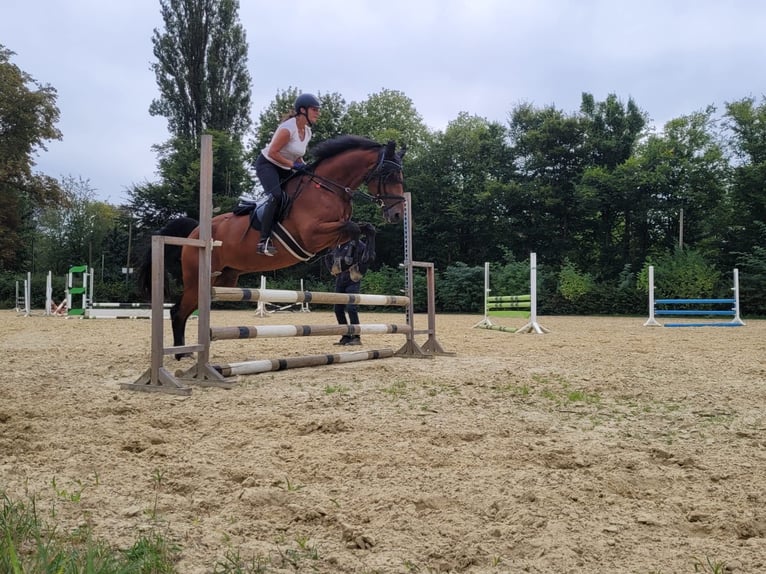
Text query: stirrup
257 238 277 256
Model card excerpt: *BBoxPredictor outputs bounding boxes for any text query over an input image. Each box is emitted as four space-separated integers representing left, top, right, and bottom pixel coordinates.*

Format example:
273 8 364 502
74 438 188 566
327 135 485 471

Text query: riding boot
257 199 278 256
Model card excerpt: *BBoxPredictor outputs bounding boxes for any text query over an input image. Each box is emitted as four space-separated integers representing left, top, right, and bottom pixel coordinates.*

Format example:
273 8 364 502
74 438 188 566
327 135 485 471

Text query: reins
299 148 405 214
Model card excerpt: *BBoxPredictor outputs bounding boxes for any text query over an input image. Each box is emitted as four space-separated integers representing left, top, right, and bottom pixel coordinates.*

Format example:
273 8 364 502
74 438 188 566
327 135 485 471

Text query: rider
254 93 321 256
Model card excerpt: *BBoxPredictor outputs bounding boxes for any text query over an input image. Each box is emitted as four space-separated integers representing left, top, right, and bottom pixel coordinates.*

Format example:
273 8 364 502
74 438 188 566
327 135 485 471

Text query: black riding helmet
294 93 321 112
294 93 321 126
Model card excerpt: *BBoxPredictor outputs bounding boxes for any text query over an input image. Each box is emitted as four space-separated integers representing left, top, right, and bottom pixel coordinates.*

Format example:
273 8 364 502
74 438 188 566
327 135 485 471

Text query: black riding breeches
255 153 290 200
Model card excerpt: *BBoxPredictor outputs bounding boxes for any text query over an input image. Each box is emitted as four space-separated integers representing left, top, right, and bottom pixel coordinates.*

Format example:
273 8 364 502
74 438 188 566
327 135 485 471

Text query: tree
724 97 766 258
35 176 120 275
637 108 729 264
149 0 251 140
0 45 65 271
407 113 514 267
131 0 253 228
340 89 430 157
508 102 589 268
576 93 647 276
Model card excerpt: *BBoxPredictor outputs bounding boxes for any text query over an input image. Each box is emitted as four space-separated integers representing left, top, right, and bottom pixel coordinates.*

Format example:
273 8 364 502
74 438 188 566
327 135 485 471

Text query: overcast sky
3 0 765 204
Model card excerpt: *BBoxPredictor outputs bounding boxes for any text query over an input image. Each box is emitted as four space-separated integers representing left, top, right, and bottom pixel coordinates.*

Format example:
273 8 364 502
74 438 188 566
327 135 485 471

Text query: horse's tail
137 217 200 299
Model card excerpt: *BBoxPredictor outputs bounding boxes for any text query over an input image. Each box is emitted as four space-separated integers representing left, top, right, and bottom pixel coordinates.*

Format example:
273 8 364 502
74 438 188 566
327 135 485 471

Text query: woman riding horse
140 135 407 357
254 93 321 256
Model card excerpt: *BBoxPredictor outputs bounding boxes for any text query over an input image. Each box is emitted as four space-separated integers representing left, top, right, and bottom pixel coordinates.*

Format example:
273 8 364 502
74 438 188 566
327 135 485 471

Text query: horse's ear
385 140 396 158
397 143 407 161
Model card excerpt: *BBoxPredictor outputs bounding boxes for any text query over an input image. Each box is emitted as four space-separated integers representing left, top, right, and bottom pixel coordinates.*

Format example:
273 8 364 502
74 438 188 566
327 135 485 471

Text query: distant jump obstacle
14 272 31 316
644 265 745 327
58 264 171 319
474 252 549 334
254 275 310 316
16 271 67 316
123 135 449 396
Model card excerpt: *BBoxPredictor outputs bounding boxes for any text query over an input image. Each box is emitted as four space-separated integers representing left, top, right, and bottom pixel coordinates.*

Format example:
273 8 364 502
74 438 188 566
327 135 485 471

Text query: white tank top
262 117 311 167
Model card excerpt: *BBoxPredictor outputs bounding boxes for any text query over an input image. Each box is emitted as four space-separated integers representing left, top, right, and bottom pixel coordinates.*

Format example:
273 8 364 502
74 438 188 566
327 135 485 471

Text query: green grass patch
1 490 179 573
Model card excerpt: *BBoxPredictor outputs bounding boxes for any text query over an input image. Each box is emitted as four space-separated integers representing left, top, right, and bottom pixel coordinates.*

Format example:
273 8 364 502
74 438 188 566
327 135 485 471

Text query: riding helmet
294 93 321 113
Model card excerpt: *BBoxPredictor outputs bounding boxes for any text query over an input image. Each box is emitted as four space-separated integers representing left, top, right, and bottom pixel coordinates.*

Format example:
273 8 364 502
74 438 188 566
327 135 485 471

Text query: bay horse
139 135 407 357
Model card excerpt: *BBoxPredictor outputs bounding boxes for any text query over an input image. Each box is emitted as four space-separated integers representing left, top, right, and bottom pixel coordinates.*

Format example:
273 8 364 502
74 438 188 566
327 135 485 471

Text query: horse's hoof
331 261 341 275
349 264 362 282
174 352 193 361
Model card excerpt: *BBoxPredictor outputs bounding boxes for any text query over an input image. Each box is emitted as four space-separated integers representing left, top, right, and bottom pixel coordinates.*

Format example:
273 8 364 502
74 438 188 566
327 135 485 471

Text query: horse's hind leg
171 261 201 359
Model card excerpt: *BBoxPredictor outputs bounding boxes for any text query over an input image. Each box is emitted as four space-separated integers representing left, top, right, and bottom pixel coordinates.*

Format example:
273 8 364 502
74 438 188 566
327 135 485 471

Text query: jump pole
517 253 549 334
212 348 394 377
254 275 267 317
644 265 661 326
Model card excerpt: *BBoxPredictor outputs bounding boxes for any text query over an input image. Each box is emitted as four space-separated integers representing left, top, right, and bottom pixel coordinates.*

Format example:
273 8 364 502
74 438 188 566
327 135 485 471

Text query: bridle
297 146 406 215
359 152 406 214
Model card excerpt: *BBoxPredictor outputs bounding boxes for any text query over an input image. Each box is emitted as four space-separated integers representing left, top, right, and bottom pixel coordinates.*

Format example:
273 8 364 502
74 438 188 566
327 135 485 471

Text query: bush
437 263 483 313
558 259 594 301
637 249 721 298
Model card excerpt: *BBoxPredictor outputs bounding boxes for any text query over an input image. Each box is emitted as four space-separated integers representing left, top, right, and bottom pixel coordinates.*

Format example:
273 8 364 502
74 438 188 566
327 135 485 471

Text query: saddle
232 193 290 232
232 193 314 261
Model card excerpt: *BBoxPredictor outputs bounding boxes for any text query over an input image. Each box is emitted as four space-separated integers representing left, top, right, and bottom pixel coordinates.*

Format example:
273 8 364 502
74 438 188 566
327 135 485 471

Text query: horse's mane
310 135 382 163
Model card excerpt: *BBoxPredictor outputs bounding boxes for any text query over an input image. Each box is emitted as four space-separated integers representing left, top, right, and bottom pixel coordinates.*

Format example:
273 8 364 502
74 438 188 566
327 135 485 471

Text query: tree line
2 0 765 315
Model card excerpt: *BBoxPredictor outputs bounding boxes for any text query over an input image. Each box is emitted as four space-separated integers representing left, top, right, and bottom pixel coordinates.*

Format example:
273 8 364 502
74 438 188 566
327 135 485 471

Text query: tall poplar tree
131 0 253 223
149 0 251 140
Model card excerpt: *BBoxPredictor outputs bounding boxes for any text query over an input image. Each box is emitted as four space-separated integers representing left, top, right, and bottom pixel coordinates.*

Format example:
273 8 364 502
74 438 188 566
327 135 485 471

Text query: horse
139 135 407 357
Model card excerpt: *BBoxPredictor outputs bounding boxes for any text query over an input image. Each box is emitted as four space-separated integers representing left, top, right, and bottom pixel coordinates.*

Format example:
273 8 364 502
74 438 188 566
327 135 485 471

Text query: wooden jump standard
122 139 448 396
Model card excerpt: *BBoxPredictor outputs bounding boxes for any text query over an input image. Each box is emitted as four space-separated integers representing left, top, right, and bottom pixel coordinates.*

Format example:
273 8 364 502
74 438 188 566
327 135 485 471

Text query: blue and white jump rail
644 265 745 328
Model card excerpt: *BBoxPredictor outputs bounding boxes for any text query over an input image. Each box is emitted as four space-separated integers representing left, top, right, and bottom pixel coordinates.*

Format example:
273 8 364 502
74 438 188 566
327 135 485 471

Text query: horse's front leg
343 239 357 266
359 222 377 262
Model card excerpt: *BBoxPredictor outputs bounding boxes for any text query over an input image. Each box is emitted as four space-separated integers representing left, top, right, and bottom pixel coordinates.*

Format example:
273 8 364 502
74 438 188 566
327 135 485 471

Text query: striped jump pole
212 287 409 307
210 323 411 341
399 192 452 356
85 301 174 319
212 348 395 377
